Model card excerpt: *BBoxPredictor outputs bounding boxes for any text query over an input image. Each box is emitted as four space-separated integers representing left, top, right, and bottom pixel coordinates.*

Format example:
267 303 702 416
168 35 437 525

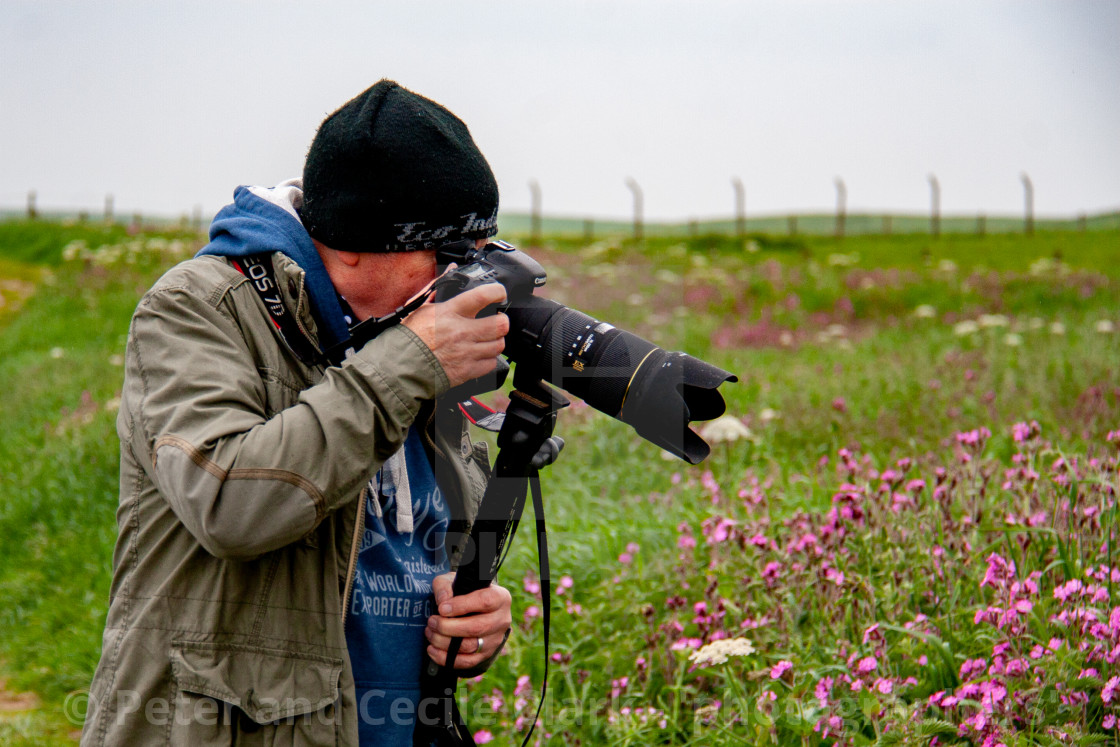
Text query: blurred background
2 0 1117 227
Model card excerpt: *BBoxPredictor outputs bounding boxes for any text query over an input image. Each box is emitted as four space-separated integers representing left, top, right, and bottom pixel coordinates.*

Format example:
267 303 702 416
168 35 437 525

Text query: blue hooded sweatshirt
197 181 451 746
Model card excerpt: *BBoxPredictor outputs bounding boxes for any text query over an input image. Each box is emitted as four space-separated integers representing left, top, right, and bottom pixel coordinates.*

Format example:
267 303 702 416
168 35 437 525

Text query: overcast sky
2 1 1117 222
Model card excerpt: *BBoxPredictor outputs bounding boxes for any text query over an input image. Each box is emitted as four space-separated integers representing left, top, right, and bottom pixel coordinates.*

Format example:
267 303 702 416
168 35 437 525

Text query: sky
1 0 1118 223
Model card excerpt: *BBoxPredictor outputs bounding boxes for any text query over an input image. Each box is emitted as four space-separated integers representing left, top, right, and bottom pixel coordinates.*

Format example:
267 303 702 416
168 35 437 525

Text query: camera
432 239 737 464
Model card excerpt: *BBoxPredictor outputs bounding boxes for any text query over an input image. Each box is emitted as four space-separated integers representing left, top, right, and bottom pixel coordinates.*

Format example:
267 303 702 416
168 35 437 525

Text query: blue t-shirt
346 427 450 746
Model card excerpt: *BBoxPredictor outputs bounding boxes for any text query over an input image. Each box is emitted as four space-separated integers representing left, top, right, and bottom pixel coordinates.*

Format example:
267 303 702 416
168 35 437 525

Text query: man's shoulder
145 255 242 302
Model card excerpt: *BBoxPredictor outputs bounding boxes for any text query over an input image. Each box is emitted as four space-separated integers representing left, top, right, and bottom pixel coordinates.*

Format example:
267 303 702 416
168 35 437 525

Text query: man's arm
129 280 504 561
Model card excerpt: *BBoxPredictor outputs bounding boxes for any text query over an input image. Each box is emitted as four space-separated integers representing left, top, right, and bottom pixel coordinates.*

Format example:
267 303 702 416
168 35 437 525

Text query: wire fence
5 181 1119 243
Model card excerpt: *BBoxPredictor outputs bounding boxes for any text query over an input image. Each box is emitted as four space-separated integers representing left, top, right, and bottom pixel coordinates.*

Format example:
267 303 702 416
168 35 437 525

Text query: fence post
882 215 892 235
928 174 940 238
1077 213 1087 232
977 214 986 236
27 190 38 220
528 180 542 248
625 177 643 243
1021 173 1034 235
583 219 594 244
731 177 745 241
105 194 114 225
788 215 797 236
834 178 846 238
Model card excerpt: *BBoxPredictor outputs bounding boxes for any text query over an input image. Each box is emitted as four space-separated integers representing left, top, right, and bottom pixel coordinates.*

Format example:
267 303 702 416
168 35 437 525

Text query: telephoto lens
504 296 736 464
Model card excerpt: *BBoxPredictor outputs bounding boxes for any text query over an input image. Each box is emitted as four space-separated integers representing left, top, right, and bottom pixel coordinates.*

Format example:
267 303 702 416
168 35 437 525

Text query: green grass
1 219 1118 743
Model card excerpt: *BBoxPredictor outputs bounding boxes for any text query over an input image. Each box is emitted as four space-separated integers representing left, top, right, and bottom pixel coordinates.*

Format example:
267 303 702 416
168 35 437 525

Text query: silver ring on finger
477 636 485 654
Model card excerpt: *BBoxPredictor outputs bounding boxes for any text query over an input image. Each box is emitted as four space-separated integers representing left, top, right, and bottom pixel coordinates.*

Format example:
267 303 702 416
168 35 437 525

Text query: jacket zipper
341 483 368 627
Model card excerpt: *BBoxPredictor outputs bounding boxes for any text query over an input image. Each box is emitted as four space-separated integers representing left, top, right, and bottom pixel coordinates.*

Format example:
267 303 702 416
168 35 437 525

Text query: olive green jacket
81 253 491 746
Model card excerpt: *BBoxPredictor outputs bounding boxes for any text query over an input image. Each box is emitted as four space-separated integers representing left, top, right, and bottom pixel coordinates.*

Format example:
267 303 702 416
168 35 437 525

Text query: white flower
1004 333 1023 347
938 259 958 273
688 637 756 667
699 415 756 445
779 331 794 347
759 408 780 423
49 347 65 359
979 314 1009 328
914 305 936 319
1050 322 1066 335
109 354 125 366
827 253 858 267
1096 320 1115 334
953 320 979 336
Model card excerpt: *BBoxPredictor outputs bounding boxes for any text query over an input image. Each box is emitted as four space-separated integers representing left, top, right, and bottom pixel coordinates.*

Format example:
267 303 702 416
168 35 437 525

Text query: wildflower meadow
0 219 1118 745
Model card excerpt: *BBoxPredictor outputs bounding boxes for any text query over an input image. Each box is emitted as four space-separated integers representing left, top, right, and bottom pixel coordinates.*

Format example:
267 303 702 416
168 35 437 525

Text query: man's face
392 238 489 296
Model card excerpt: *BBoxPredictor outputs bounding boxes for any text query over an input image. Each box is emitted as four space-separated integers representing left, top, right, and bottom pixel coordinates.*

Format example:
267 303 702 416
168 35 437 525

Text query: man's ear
336 249 362 267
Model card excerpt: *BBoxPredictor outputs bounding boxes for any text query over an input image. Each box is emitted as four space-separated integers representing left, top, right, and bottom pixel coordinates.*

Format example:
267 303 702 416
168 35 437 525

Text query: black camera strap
230 256 325 367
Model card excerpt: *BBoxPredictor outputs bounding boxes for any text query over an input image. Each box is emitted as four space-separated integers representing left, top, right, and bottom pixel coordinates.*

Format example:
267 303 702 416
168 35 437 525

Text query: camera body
433 239 546 307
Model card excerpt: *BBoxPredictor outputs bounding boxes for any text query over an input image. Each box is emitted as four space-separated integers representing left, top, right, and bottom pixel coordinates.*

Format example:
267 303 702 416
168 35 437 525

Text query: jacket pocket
169 641 342 747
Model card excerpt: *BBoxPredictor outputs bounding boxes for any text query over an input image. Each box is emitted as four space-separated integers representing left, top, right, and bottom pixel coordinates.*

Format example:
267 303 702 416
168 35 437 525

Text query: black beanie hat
301 80 499 252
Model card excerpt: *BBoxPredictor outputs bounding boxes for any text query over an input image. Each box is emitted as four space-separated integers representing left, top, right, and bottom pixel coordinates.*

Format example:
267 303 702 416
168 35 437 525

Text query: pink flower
1104 676 1120 703
770 660 792 679
959 658 986 680
618 552 633 565
473 729 494 744
815 677 834 704
857 655 878 674
875 678 893 694
1105 714 1116 729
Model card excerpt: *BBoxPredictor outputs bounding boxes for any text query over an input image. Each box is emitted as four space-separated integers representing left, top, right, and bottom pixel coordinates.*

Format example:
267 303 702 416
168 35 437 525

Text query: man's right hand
403 283 509 389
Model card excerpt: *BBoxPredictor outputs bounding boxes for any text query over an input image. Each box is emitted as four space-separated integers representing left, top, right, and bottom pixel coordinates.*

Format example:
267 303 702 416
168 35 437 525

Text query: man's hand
424 572 512 670
403 283 509 389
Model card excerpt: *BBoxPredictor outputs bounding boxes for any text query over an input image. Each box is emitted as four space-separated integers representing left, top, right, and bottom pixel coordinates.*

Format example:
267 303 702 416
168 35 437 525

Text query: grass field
1 219 1118 745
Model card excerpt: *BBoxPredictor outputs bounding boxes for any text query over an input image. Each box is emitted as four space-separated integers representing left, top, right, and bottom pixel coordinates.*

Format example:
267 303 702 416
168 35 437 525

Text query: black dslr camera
432 239 736 464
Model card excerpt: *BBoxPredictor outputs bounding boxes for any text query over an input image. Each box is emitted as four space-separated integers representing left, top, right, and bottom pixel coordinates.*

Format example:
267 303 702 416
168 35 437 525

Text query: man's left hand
425 572 512 669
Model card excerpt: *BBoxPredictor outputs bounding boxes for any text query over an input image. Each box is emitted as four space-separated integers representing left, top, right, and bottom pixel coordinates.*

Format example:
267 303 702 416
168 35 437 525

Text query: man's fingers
444 282 507 318
432 572 455 606
436 584 509 618
427 610 507 641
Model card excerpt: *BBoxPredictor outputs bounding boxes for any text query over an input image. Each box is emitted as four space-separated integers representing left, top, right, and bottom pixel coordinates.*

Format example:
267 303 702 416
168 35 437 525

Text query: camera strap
458 397 505 433
230 256 325 367
321 274 463 366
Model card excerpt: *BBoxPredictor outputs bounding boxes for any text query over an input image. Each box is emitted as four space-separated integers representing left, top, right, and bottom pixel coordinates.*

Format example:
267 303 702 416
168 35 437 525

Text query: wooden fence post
731 177 745 241
625 178 643 243
1021 173 1034 235
929 175 940 238
528 180 542 248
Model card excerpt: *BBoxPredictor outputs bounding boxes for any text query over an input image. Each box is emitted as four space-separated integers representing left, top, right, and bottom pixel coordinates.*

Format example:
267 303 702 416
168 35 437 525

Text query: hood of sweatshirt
198 178 350 349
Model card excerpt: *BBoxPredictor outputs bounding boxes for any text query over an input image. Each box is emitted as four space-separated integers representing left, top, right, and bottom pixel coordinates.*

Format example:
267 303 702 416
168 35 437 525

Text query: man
82 80 513 746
